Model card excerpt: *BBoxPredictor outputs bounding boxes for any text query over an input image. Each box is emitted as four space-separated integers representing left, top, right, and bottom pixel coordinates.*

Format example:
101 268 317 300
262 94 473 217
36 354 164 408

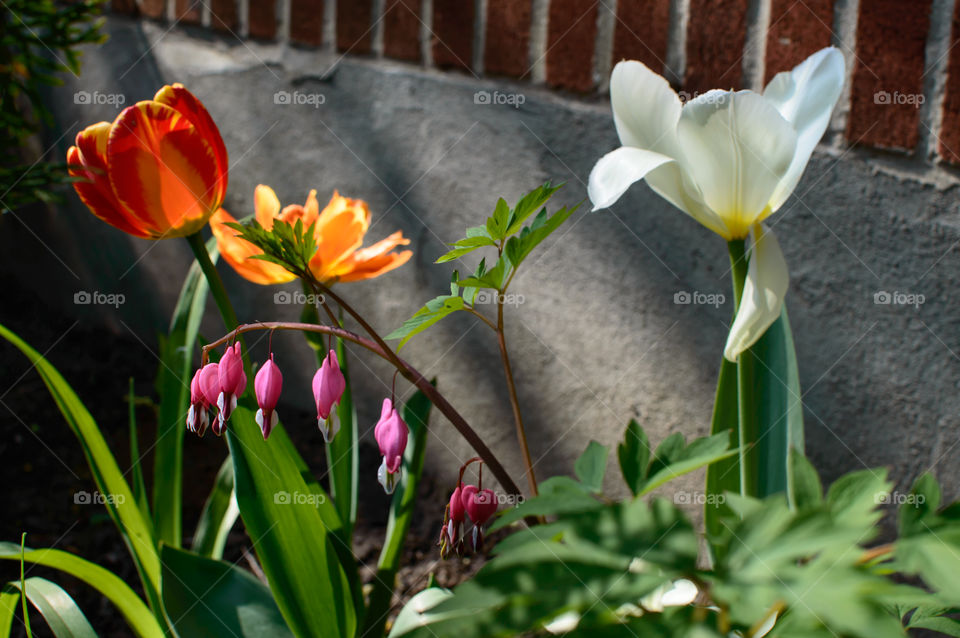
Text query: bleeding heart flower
374 398 407 494
438 485 467 558
254 354 283 439
186 368 210 437
461 484 498 551
215 343 246 435
312 349 346 442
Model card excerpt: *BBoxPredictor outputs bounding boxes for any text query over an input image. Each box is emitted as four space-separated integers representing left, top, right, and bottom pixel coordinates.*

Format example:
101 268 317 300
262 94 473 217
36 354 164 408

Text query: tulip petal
332 232 413 283
152 84 228 206
210 208 297 284
107 101 222 238
311 192 371 281
68 124 152 238
254 184 282 229
588 146 675 210
724 224 789 361
677 91 797 239
763 46 845 212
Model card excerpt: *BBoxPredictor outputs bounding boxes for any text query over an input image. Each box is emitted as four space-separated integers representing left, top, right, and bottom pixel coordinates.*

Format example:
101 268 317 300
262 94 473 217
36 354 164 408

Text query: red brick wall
121 0 960 160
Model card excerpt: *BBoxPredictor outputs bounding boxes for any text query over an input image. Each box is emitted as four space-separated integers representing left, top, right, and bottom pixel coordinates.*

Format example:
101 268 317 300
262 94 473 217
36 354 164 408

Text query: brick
939 5 960 162
174 0 201 23
137 0 165 19
290 0 323 46
248 0 277 40
846 0 931 151
383 0 421 62
765 0 833 82
337 0 372 53
433 0 474 70
111 0 138 15
685 0 749 93
546 0 598 92
210 0 237 31
485 0 531 78
611 0 671 72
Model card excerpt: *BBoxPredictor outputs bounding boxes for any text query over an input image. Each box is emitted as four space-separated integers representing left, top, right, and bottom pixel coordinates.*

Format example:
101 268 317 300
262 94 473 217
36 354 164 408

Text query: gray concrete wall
4 16 960 500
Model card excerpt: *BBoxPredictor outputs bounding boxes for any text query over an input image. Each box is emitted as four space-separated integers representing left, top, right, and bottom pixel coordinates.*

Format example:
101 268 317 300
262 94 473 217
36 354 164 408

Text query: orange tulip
210 185 412 285
67 84 228 239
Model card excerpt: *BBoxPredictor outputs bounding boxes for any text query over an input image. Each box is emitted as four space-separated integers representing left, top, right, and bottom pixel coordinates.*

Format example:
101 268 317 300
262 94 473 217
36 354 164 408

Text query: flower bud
374 398 407 494
312 349 345 442
254 354 283 439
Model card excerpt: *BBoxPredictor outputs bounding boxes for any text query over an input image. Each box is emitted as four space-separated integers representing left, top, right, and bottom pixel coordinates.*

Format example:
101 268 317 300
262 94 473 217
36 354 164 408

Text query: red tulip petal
107 101 222 238
153 83 228 204
68 123 152 238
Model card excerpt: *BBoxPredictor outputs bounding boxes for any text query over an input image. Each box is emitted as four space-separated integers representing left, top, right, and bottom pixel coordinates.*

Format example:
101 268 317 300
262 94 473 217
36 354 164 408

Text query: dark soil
0 274 480 637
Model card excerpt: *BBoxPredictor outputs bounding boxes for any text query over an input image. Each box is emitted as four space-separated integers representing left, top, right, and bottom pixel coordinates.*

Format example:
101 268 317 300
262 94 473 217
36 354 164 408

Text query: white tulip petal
763 46 845 212
677 91 797 239
723 224 789 361
588 146 675 210
609 60 683 154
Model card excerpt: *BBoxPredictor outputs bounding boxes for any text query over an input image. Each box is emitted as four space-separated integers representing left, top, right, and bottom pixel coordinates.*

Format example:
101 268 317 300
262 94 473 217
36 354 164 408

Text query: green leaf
0 323 162 613
4 577 96 638
128 378 150 523
0 587 17 636
899 473 941 537
325 337 360 539
574 441 607 493
788 449 823 510
386 296 466 349
705 356 739 538
227 406 356 638
0 543 164 638
436 237 498 264
191 457 239 559
388 588 455 638
486 198 511 239
153 238 216 549
640 431 736 497
160 544 293 637
363 387 433 638
506 204 577 270
618 420 650 496
748 309 805 499
503 182 563 236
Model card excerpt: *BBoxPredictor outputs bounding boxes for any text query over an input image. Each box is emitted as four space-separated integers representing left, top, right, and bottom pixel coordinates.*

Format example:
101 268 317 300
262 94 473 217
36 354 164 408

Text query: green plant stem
497 298 538 497
200 321 524 497
186 232 239 331
728 238 757 497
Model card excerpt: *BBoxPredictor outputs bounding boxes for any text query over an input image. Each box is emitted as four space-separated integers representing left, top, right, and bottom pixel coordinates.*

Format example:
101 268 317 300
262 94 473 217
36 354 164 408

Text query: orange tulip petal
153 84 228 205
336 248 413 283
210 208 297 285
107 101 222 238
311 193 371 279
254 184 281 229
69 123 152 238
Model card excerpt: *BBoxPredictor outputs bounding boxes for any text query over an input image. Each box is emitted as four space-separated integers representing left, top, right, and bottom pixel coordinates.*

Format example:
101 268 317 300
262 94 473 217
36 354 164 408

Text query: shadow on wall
5 16 960 498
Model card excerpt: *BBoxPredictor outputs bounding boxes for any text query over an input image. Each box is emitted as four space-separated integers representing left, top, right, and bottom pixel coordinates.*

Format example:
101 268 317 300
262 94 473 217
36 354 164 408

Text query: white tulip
589 47 845 360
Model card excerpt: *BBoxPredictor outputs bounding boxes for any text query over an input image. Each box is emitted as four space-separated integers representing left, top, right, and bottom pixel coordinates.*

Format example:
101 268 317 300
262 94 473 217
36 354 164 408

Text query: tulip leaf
128 378 150 524
0 323 163 615
227 406 356 638
748 309 804 500
363 386 433 638
0 543 164 637
325 337 360 539
574 441 608 493
154 237 216 550
705 356 740 538
160 544 293 637
191 456 239 559
3 577 97 638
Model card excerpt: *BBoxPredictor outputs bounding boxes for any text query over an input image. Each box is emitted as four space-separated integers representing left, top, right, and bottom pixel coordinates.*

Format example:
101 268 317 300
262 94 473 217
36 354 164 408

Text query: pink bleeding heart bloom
215 342 246 435
374 398 408 494
312 349 345 442
254 354 283 440
439 485 467 558
461 484 498 551
186 368 210 437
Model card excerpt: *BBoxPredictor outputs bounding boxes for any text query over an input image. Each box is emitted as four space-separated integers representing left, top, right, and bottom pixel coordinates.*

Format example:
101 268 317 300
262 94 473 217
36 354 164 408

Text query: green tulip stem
728 238 758 497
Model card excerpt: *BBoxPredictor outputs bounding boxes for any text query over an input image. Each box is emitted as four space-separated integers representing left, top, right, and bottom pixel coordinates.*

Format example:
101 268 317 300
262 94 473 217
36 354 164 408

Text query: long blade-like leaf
227 406 356 638
326 337 358 538
363 388 432 638
191 456 239 559
153 240 217 549
0 543 164 638
0 324 162 613
160 544 293 637
5 577 97 638
129 378 150 523
705 356 739 538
